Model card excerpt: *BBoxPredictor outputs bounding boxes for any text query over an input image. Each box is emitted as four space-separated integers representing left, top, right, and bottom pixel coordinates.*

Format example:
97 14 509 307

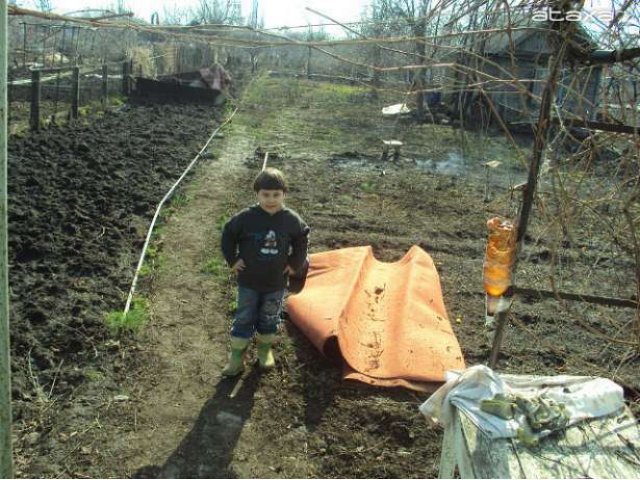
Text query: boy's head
254 168 287 214
253 167 288 193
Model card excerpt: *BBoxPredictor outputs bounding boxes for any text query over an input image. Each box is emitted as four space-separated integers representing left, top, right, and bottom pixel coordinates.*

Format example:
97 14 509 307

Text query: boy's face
257 189 285 214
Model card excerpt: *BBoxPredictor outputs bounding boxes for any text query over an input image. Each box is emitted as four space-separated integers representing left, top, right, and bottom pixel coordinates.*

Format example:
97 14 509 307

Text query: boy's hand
283 265 295 276
231 258 246 273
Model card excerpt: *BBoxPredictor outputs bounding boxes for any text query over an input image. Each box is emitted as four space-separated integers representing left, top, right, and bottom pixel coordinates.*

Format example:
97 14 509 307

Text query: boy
220 167 309 376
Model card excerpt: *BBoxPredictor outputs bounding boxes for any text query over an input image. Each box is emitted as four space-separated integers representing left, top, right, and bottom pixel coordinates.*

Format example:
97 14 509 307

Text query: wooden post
122 60 129 96
22 22 26 69
102 64 108 107
306 29 312 78
0 1 14 477
29 69 41 131
129 59 134 95
489 33 574 367
489 309 509 368
41 25 46 68
70 66 79 119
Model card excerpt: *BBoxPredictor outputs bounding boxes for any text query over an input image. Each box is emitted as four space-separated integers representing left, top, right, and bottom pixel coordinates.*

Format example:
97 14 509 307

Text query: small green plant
170 192 190 208
138 243 163 278
138 262 153 278
202 255 227 278
146 244 159 259
110 95 126 106
105 297 149 335
227 299 238 316
85 369 105 382
359 180 377 194
215 213 230 232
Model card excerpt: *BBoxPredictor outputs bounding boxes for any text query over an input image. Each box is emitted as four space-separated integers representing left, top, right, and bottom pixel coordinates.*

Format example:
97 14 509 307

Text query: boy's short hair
253 167 288 193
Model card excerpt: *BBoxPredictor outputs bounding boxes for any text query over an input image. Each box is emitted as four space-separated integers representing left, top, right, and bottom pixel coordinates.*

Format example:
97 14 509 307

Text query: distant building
442 14 603 125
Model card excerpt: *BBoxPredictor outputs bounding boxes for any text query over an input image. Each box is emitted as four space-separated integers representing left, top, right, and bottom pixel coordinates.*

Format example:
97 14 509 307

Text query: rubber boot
256 334 276 369
222 336 250 377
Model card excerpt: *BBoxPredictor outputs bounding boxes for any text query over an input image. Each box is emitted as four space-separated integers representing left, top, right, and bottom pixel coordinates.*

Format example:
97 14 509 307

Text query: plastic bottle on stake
483 217 516 317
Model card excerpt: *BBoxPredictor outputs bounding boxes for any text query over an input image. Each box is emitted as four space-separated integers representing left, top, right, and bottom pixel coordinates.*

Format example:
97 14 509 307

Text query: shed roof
477 7 599 56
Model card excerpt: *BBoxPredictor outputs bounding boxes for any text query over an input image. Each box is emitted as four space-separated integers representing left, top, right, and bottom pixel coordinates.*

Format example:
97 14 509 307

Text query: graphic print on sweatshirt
257 229 280 258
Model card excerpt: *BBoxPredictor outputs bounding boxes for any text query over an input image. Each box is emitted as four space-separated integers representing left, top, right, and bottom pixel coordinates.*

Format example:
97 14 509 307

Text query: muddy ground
8 75 639 478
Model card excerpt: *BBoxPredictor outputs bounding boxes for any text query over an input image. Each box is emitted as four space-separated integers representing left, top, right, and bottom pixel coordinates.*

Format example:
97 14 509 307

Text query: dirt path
110 124 268 477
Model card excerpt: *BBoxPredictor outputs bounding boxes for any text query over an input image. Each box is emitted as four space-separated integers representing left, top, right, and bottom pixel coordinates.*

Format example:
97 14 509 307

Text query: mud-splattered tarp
287 245 466 392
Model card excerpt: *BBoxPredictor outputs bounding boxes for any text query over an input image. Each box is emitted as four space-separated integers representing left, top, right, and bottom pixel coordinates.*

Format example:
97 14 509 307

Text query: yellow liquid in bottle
483 217 516 297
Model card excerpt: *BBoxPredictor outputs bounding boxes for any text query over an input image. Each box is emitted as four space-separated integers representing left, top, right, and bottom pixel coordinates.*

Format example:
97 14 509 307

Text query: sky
28 0 372 32
18 0 636 39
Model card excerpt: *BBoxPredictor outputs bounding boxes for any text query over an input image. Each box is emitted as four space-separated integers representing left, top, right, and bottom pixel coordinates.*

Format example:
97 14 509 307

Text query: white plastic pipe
124 107 238 316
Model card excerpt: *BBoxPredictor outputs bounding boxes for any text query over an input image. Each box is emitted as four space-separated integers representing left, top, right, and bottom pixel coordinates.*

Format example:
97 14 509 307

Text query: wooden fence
8 60 133 130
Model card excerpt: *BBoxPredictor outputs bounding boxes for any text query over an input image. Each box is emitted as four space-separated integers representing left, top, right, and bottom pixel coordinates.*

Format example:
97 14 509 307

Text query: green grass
105 297 149 335
84 369 106 381
170 192 190 208
227 299 237 316
215 213 230 232
138 241 163 278
160 193 191 221
202 254 227 278
359 180 378 194
110 94 126 106
202 214 233 279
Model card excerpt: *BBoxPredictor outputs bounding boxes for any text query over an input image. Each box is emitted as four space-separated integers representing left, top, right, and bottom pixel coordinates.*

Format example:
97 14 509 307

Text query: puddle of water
330 150 528 190
331 158 370 169
416 150 529 190
415 151 466 176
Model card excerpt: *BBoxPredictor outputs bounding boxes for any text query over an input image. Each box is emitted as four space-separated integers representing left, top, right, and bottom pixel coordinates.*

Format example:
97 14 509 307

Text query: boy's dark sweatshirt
221 205 310 293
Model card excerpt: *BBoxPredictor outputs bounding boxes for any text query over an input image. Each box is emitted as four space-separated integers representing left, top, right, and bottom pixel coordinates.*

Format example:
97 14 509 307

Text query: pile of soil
7 103 220 476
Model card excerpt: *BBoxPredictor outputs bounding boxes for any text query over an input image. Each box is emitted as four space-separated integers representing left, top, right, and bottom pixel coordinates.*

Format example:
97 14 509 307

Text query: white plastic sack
382 103 410 116
420 365 624 439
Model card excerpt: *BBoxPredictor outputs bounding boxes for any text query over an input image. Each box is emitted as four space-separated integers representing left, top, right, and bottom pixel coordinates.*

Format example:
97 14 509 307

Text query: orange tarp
287 245 466 392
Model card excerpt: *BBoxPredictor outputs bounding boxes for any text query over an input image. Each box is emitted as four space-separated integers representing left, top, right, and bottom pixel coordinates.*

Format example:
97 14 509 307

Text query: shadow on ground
283 317 343 432
133 370 261 479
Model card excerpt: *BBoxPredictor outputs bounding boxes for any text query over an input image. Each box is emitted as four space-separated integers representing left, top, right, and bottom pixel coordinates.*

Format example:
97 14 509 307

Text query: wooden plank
550 117 639 135
456 407 640 479
9 66 111 86
31 65 77 74
439 412 458 478
459 412 513 478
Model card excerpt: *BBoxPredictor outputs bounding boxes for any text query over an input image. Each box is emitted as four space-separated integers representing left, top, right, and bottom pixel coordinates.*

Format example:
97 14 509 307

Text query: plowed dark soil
8 103 220 477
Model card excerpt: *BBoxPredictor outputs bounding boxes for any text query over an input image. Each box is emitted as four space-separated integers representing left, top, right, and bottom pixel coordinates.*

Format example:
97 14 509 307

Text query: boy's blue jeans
231 286 285 339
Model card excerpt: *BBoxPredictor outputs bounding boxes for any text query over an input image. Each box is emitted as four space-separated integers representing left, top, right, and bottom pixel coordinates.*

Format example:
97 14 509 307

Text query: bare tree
248 0 259 73
190 0 243 25
162 5 191 25
109 0 130 15
31 0 52 12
